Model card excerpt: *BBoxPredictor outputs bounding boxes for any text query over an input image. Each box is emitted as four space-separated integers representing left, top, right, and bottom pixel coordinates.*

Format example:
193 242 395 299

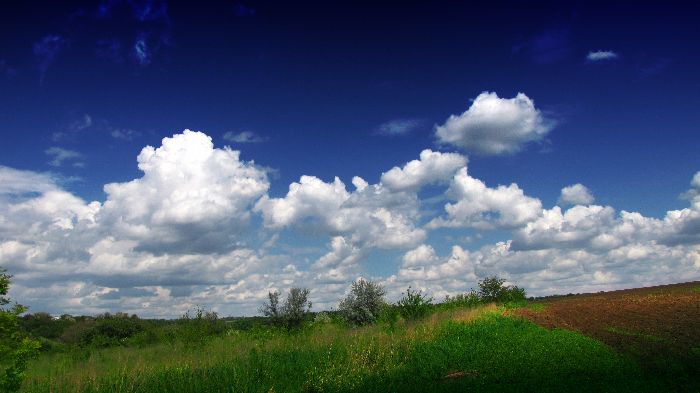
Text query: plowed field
516 281 700 385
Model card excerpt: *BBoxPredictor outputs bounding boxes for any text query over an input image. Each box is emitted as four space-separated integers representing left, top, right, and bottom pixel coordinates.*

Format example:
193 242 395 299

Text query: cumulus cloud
223 131 269 143
558 183 594 205
375 119 423 136
435 92 554 155
99 130 269 254
380 149 466 192
429 167 543 229
2 130 700 317
587 50 619 62
45 147 84 167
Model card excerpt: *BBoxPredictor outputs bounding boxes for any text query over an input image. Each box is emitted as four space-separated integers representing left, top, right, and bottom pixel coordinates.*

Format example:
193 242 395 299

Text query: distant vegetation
3 268 698 392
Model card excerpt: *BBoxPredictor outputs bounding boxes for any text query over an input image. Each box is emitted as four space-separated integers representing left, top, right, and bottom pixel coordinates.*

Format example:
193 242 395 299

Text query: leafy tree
1 268 41 392
282 288 312 329
259 290 282 326
478 275 526 303
260 288 312 329
396 286 433 320
338 279 386 326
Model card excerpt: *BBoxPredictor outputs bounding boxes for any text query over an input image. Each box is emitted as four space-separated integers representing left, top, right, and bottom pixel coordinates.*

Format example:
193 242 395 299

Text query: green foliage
1 268 41 392
23 308 683 393
478 275 527 304
396 286 433 320
172 306 225 347
338 279 387 326
441 290 481 309
260 287 312 330
282 287 312 329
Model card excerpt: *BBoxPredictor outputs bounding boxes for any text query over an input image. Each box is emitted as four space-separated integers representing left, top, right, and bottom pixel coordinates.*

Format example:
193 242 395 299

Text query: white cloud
375 119 423 136
99 130 269 253
45 147 84 167
223 131 268 143
587 50 619 61
435 92 554 155
429 167 543 229
402 244 438 267
558 183 594 205
692 171 700 189
2 130 700 317
380 149 466 192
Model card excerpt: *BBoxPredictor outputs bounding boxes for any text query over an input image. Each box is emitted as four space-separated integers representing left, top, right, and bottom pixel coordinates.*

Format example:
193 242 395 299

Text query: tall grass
21 305 661 392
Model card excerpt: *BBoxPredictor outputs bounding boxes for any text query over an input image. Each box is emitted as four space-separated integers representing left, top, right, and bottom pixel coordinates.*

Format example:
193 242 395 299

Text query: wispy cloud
586 50 619 62
52 114 93 141
375 119 424 137
45 147 84 167
513 28 571 64
223 131 269 143
0 59 18 79
33 35 69 83
110 127 141 140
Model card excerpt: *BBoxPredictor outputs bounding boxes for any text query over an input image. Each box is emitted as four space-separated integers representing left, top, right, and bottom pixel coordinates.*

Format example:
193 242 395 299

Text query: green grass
19 305 686 393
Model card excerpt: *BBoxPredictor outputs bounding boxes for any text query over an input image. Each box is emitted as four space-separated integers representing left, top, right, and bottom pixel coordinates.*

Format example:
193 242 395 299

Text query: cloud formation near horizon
1 130 699 318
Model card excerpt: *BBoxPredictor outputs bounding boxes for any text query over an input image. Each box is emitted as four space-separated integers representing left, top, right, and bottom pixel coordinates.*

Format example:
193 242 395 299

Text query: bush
174 306 225 346
338 279 386 326
1 269 41 392
442 290 481 309
260 288 312 330
478 276 526 303
396 286 433 320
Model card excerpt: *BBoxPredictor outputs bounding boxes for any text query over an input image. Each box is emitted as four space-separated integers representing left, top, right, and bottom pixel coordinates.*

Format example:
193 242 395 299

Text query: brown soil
515 281 700 365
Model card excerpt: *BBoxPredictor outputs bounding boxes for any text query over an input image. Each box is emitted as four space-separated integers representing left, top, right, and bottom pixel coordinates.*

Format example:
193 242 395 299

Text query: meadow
11 281 700 392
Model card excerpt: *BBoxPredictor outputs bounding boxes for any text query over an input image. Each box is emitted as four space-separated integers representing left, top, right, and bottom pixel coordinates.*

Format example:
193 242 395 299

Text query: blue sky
1 1 699 317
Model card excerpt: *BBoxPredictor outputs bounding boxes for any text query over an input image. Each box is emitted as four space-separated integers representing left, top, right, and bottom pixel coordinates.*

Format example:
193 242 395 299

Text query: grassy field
20 301 691 393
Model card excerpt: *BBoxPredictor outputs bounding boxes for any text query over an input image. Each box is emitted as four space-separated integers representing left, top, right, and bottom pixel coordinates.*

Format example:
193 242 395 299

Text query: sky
1 0 699 318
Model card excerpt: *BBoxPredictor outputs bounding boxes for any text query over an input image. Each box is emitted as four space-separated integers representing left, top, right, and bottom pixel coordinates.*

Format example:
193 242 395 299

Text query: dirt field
516 281 700 376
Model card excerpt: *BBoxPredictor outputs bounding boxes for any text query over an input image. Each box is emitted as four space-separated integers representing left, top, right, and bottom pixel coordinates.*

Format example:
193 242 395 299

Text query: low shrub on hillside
396 287 433 320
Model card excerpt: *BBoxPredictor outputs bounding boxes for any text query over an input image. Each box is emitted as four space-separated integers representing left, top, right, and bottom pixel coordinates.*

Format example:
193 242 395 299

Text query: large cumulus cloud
435 92 554 155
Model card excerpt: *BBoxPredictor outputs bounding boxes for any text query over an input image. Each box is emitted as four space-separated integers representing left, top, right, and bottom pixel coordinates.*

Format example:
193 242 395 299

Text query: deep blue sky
2 1 698 212
2 1 700 316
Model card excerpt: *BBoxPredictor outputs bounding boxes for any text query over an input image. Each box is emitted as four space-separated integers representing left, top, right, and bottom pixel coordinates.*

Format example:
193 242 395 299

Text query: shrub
175 306 225 346
396 286 433 320
477 276 526 303
338 279 386 326
442 290 481 309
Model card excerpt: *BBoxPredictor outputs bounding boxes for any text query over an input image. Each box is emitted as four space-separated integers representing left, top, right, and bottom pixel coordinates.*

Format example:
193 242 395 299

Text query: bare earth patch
515 281 700 369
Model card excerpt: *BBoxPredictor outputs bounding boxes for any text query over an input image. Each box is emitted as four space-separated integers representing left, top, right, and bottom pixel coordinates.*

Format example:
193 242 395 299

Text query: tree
260 288 312 329
338 279 386 326
282 288 312 329
478 275 526 303
1 268 41 392
259 290 282 326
